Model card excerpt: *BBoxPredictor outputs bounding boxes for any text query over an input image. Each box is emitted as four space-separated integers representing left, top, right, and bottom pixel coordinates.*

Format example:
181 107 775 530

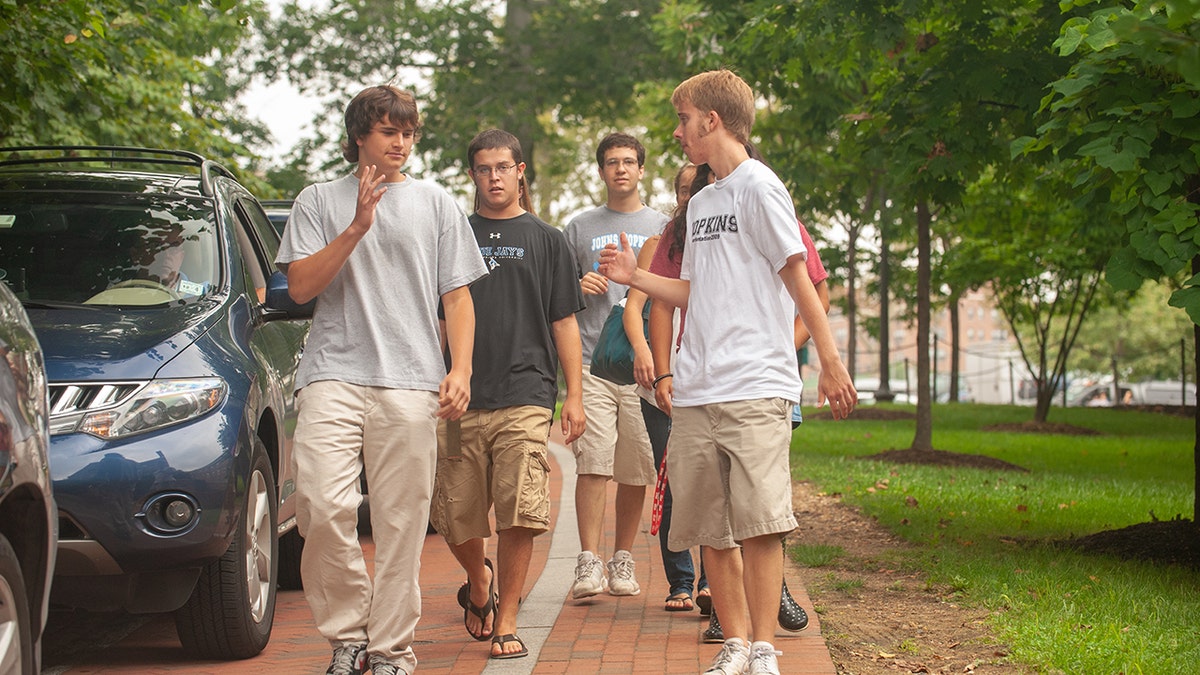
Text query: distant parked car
0 146 313 660
259 199 293 238
1069 380 1194 407
1127 380 1196 406
0 281 55 674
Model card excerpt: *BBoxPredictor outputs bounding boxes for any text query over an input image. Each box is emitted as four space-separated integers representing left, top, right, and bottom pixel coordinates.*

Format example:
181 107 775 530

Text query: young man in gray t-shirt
275 85 487 675
562 132 668 599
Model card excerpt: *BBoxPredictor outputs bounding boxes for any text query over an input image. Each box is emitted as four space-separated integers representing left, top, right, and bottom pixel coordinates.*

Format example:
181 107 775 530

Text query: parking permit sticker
178 279 206 296
0 215 14 228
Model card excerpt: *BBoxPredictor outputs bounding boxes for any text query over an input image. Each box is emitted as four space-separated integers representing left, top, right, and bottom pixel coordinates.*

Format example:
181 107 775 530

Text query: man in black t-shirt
430 128 586 660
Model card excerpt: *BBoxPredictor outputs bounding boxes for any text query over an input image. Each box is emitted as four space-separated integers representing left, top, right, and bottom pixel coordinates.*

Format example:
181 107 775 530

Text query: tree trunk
948 293 960 402
503 0 539 185
846 226 859 380
1111 354 1122 407
1193 255 1199 524
876 213 895 402
911 201 933 451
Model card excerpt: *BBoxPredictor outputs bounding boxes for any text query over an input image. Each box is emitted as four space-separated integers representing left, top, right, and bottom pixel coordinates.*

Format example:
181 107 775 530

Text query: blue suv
0 146 312 660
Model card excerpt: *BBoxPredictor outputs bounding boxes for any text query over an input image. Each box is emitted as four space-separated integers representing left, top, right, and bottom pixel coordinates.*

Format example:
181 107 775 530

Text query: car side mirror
264 270 314 320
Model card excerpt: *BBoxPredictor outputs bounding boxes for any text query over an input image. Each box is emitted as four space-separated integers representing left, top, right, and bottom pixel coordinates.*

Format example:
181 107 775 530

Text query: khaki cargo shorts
430 406 553 546
572 370 656 485
666 398 798 551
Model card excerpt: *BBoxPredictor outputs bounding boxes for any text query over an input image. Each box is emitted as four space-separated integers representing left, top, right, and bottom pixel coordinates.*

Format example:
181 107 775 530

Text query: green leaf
1143 171 1176 196
1105 246 1144 291
1011 135 1038 159
1170 94 1200 119
1056 18 1088 56
1049 75 1093 98
1168 285 1200 326
1178 44 1200 87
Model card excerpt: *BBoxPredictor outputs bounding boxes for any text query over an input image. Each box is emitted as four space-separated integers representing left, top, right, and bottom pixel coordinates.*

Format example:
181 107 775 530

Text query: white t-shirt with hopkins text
675 159 807 407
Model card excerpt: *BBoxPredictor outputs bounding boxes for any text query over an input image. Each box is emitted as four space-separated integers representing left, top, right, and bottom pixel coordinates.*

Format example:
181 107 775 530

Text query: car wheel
276 528 304 591
0 535 34 675
174 437 278 659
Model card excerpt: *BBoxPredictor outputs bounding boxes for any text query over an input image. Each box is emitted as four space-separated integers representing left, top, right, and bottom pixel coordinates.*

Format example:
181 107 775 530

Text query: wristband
652 373 673 388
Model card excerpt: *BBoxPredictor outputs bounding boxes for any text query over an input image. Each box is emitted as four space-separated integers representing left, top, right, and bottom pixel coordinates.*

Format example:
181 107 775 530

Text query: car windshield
0 198 218 307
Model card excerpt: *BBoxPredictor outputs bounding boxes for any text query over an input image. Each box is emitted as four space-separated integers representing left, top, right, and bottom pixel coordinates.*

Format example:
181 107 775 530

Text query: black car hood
29 302 220 382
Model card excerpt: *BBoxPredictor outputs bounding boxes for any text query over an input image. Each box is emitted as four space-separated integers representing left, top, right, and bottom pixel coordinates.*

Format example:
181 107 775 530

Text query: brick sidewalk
44 433 836 675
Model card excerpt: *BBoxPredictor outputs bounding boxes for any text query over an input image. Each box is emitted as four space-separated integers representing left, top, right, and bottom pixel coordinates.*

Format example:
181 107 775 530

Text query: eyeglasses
473 163 517 177
604 157 640 169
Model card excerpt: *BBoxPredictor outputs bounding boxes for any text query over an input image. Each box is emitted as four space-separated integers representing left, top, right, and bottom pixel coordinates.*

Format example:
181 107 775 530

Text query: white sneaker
606 550 640 596
703 638 750 675
746 641 782 675
571 551 607 599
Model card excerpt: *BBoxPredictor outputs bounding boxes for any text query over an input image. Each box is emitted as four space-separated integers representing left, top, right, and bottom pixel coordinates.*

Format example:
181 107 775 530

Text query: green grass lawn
791 403 1199 674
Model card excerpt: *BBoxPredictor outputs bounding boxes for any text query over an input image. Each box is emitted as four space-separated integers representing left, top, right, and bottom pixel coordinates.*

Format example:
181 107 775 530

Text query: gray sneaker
326 642 367 675
606 549 640 596
746 641 783 675
368 654 408 675
703 638 750 675
571 551 607 599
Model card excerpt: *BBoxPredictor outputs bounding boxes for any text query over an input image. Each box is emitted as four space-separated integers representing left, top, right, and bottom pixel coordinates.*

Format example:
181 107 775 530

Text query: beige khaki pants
293 380 438 673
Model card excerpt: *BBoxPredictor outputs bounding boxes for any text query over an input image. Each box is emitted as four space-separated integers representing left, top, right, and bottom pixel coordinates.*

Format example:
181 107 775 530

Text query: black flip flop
664 592 694 612
460 558 496 641
490 633 528 659
696 588 712 616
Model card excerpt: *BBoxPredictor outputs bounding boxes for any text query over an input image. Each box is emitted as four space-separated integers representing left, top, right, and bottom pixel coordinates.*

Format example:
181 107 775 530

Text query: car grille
48 382 144 435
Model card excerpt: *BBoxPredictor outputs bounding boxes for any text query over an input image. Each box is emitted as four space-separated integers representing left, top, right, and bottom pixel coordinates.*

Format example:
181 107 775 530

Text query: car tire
276 528 304 591
0 534 34 675
174 437 278 659
357 472 372 536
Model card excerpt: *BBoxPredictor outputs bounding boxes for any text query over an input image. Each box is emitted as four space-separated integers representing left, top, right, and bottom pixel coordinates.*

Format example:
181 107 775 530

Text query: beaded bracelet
652 373 673 388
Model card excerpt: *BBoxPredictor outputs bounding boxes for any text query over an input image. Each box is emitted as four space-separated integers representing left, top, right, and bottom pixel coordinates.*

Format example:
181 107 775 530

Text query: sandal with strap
457 558 494 610
664 591 694 612
696 587 712 616
461 559 497 641
490 633 528 659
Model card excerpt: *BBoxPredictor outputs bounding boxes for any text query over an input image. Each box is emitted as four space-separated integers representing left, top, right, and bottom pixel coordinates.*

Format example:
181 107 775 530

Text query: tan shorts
430 406 553 546
572 370 656 485
666 398 798 551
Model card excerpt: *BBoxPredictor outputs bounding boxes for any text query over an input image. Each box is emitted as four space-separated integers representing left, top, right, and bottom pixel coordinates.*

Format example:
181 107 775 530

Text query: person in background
562 132 668 600
625 163 708 613
276 85 487 675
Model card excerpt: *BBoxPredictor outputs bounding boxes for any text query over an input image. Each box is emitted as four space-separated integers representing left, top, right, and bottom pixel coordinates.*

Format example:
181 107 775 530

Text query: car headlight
77 378 227 439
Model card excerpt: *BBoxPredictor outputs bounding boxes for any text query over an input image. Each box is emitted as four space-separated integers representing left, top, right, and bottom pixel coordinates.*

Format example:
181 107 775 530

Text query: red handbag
650 444 669 535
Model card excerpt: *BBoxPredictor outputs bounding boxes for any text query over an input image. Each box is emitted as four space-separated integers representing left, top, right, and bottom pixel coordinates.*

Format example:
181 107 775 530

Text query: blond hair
671 69 755 143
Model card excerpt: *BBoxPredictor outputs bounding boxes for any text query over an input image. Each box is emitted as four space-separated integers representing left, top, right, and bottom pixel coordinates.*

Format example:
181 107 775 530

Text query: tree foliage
1018 0 1200 321
0 0 273 192
1070 281 1195 381
958 167 1114 420
263 0 687 217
